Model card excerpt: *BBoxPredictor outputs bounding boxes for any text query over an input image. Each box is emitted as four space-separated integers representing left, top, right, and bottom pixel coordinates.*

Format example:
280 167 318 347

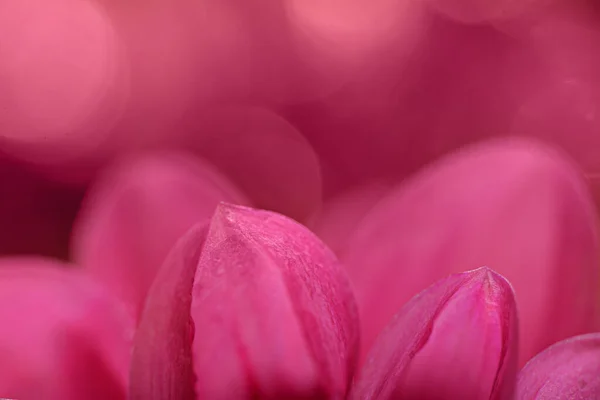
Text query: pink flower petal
0 155 82 259
308 181 392 255
71 152 248 322
341 139 600 367
0 258 133 400
516 333 600 399
129 224 208 400
350 267 518 400
180 106 323 222
0 0 126 171
424 0 556 24
191 203 358 398
284 0 426 98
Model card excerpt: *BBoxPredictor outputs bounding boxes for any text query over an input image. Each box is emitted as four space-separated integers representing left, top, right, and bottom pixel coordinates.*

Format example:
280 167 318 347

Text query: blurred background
1 0 600 260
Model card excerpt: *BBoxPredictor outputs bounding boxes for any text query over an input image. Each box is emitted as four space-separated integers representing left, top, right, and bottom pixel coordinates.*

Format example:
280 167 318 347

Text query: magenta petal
183 106 323 222
516 333 600 399
350 267 518 400
71 152 248 321
309 181 391 255
0 0 126 171
0 258 133 400
341 139 600 367
190 203 359 398
129 224 208 400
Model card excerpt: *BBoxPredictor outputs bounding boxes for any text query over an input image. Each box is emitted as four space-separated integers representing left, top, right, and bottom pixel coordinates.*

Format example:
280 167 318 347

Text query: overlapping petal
516 333 600 399
180 106 323 221
191 203 358 398
0 258 133 400
340 139 600 366
71 152 248 321
129 225 208 400
129 203 359 399
350 267 518 400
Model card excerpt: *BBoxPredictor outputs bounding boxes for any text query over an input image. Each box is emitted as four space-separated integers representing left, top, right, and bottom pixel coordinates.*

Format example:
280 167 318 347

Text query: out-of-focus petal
0 0 127 175
181 106 322 222
424 0 556 24
308 181 391 255
0 155 82 259
516 333 600 399
129 224 208 400
350 267 518 400
284 0 426 97
511 14 600 202
191 203 358 399
71 152 248 322
0 258 133 400
341 139 600 367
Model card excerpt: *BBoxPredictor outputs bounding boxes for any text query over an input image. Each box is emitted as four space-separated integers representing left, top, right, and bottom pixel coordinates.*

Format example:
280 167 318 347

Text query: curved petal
284 0 426 98
71 152 248 321
424 0 555 24
308 181 391 255
129 224 208 400
516 333 600 399
0 155 82 259
0 258 133 400
341 138 600 367
181 106 323 222
350 267 518 400
0 0 127 174
191 203 358 398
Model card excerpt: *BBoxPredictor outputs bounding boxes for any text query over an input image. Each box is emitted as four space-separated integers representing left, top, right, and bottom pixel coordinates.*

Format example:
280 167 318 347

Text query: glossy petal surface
350 268 518 400
191 203 358 399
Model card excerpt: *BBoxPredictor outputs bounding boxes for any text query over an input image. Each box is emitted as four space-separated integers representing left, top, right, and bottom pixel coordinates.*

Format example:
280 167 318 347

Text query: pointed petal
129 224 208 400
341 139 600 366
350 267 518 400
183 106 323 222
191 203 359 399
516 333 600 399
0 258 133 400
71 152 248 321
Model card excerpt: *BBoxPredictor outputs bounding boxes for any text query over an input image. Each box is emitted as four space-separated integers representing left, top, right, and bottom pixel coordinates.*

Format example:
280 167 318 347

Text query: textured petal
341 139 600 367
180 106 323 222
71 152 248 321
350 267 518 400
129 224 208 400
516 333 600 399
0 258 133 400
191 203 358 399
